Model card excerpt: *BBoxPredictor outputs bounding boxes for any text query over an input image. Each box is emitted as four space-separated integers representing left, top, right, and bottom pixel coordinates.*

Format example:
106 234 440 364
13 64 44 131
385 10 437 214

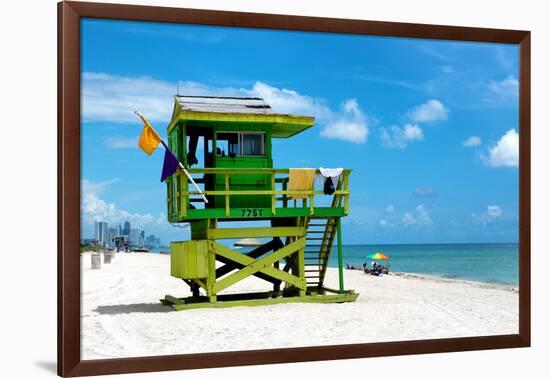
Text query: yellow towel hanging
288 168 316 199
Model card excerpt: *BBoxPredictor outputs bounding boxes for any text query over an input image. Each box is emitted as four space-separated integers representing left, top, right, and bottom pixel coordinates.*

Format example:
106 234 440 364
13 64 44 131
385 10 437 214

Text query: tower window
241 133 264 156
215 132 265 157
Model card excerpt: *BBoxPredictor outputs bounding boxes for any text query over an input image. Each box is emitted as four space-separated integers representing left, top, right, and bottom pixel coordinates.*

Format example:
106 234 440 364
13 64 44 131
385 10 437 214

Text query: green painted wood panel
170 240 209 279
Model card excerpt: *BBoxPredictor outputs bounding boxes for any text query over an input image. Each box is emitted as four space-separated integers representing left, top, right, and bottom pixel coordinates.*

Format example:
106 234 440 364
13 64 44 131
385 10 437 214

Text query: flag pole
134 110 208 204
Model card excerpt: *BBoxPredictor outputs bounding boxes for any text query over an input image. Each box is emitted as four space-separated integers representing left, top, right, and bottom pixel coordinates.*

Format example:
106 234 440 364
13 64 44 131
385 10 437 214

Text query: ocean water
330 243 518 286
152 243 519 287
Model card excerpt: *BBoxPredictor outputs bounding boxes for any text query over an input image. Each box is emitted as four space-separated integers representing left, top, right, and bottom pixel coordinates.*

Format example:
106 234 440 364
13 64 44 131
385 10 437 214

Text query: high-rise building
144 234 155 247
118 224 123 236
108 227 118 246
139 230 145 247
130 228 140 247
94 221 109 246
123 221 131 236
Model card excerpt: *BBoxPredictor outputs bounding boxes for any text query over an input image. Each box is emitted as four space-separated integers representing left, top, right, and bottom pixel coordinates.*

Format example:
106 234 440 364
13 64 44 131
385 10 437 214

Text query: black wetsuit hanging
187 133 199 166
323 177 335 195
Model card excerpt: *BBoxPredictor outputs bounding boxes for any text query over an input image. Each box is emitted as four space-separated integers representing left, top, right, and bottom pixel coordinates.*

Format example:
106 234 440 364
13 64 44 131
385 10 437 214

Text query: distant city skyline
89 219 163 248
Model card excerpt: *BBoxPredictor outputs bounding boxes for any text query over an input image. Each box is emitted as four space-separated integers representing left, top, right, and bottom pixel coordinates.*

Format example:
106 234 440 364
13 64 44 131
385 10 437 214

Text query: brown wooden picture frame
58 1 531 376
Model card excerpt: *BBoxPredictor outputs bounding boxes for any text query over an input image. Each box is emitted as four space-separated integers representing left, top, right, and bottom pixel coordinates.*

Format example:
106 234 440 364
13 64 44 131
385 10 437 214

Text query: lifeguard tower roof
176 95 273 114
168 95 315 138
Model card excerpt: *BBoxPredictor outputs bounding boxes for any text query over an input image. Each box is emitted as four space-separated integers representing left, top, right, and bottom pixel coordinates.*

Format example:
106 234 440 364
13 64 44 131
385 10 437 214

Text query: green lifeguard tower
161 95 357 310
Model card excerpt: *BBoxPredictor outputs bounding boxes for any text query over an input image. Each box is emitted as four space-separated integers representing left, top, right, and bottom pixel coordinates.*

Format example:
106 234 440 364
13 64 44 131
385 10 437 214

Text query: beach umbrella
366 252 389 260
234 238 263 247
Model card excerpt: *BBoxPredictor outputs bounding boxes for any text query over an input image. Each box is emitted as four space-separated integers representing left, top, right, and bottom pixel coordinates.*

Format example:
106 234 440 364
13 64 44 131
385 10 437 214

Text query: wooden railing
167 168 351 220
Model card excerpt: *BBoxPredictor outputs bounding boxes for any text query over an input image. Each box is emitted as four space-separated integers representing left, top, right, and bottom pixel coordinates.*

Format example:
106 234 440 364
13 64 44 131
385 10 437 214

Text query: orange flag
138 123 161 156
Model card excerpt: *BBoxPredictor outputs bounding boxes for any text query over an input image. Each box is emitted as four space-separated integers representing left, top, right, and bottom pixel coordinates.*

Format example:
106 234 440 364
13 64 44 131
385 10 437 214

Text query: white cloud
81 178 119 194
402 212 416 227
408 99 449 123
472 205 503 225
320 99 369 143
105 136 139 149
385 204 395 213
82 72 177 123
487 205 503 218
436 65 455 74
380 123 423 149
462 136 482 147
82 72 368 144
402 205 433 227
247 83 370 143
482 75 519 105
155 212 167 225
123 25 226 44
244 81 333 121
413 186 437 198
416 205 433 225
81 179 164 227
379 219 390 227
486 129 519 168
487 75 519 99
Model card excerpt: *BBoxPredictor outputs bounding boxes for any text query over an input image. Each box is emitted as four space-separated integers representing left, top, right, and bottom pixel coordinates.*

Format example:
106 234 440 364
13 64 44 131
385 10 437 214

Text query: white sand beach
81 252 518 360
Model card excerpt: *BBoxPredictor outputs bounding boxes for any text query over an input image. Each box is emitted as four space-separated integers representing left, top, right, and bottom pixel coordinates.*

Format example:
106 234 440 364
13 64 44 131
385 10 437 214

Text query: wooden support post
282 179 288 208
273 260 281 297
166 178 171 221
337 217 344 293
181 173 188 217
343 174 350 215
191 282 200 298
224 174 230 217
271 174 276 216
297 244 305 296
207 245 217 303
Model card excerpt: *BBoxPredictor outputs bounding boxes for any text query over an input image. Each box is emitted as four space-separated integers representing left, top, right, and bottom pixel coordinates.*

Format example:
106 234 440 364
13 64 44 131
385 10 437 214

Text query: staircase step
306 237 324 240
307 231 326 234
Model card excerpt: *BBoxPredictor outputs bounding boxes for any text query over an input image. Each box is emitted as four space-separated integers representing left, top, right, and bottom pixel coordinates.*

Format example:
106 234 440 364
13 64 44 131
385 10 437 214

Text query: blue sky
80 18 519 245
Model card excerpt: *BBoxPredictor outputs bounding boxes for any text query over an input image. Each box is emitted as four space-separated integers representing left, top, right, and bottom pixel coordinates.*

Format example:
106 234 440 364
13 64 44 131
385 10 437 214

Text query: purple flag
160 141 180 182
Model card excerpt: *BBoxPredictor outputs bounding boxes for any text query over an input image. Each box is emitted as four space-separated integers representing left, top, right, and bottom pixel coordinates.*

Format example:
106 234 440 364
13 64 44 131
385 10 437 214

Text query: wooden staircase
303 175 346 289
304 217 338 288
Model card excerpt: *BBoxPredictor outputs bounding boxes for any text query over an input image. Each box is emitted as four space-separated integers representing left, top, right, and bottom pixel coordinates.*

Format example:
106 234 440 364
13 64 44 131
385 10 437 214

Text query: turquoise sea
152 243 519 287
330 243 518 286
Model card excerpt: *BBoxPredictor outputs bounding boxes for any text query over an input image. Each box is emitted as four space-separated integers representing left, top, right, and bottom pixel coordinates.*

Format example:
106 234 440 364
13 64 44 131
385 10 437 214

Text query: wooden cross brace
215 238 284 285
210 238 306 294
